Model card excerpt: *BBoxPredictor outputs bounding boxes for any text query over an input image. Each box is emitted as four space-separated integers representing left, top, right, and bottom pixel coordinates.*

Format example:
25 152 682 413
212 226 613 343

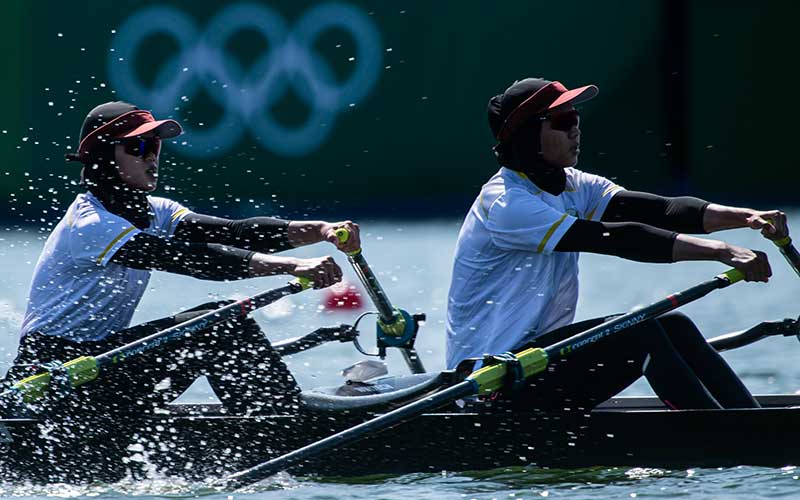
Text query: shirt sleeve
69 208 141 266
485 187 577 254
571 169 625 221
148 196 193 237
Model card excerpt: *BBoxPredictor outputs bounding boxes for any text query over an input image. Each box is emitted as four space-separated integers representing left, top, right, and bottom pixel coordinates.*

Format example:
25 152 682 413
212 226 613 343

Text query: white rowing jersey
20 192 191 341
445 167 623 368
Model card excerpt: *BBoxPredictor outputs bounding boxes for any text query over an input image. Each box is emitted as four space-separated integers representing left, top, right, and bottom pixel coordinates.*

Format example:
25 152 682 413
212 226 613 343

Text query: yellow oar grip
773 236 792 248
335 227 350 244
719 268 745 284
467 348 548 394
293 277 313 290
12 356 99 403
334 227 362 256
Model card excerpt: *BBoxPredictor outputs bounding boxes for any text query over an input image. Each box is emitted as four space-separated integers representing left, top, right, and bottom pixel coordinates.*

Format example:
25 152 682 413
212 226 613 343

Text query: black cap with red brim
72 101 183 162
488 78 598 143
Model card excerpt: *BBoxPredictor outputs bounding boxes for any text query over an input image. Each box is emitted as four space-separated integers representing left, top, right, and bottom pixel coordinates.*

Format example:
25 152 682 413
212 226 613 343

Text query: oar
772 237 800 278
220 268 745 487
3 278 311 407
334 228 426 374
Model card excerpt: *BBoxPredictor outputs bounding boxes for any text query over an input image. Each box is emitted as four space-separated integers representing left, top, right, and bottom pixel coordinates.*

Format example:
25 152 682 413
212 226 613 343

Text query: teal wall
2 1 793 223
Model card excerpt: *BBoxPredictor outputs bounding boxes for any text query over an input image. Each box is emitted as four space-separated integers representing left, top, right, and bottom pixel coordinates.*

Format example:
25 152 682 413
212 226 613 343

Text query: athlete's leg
634 318 721 409
655 311 759 408
517 317 646 411
203 316 300 414
518 316 723 411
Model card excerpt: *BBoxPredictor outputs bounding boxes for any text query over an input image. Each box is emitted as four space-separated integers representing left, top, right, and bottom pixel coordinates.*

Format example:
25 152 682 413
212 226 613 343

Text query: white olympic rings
108 2 382 157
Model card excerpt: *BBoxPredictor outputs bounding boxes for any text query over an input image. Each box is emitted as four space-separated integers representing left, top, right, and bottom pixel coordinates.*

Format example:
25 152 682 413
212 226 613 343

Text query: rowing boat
2 383 800 482
1 315 798 484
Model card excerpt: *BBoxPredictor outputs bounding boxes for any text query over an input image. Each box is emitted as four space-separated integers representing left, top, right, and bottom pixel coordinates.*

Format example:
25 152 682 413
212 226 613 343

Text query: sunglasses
115 137 161 158
540 110 580 132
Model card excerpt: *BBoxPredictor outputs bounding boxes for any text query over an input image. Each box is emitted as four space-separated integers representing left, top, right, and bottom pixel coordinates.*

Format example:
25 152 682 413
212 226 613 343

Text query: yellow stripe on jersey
96 226 137 264
513 170 543 195
537 213 569 253
171 208 189 222
586 184 623 220
478 191 490 219
601 184 621 198
166 208 189 235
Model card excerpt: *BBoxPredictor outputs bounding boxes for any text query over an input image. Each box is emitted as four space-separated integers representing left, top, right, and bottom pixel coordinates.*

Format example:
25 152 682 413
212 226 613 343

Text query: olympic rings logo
108 2 382 158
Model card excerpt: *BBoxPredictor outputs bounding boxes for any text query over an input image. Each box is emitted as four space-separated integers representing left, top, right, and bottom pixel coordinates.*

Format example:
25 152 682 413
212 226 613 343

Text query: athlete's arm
174 213 362 254
555 219 677 263
701 204 789 240
110 232 342 287
603 192 790 241
555 220 771 282
601 191 709 233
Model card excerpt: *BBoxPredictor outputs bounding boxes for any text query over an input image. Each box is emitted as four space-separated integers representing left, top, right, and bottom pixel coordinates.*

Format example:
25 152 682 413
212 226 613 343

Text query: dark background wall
0 1 796 225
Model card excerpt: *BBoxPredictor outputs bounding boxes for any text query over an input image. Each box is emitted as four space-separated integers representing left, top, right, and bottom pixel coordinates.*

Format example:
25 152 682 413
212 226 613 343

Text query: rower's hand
747 210 789 241
322 220 361 254
291 256 343 289
720 244 772 282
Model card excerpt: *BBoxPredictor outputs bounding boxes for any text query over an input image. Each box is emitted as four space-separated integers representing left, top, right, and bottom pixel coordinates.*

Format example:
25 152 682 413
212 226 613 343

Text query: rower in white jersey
8 101 361 415
446 78 791 411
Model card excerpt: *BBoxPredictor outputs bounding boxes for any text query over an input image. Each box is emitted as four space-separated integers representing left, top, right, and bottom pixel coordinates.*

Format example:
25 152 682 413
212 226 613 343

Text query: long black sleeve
602 191 709 233
555 219 678 263
174 213 292 253
110 232 254 281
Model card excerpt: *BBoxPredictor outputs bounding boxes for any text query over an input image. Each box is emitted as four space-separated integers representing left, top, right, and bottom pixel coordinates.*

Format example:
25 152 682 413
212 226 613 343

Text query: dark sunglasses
116 137 161 158
540 110 580 132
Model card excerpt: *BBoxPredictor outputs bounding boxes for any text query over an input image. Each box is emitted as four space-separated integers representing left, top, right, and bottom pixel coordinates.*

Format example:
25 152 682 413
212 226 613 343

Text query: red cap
72 102 182 163
488 79 598 143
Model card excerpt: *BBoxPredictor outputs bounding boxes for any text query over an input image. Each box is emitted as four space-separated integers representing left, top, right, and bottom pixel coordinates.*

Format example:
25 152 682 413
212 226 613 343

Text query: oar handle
333 227 394 321
335 227 361 257
332 226 426 374
772 237 800 278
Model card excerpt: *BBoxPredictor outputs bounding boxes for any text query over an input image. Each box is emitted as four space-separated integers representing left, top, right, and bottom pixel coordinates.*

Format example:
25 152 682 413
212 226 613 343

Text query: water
1 217 800 499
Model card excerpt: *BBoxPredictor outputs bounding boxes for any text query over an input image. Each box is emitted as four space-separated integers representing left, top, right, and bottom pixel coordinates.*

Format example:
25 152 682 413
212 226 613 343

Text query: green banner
3 1 666 222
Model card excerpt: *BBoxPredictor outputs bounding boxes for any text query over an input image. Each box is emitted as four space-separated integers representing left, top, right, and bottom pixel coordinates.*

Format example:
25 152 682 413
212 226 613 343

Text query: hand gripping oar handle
220 268 744 487
772 237 800 278
334 228 426 374
4 278 312 406
335 228 395 321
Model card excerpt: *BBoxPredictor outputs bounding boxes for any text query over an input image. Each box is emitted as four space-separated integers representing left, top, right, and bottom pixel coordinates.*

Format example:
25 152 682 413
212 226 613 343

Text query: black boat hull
1 394 798 483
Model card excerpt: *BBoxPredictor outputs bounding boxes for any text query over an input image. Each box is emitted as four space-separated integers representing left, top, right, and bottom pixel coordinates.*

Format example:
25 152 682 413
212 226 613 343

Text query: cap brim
548 85 599 110
121 119 183 139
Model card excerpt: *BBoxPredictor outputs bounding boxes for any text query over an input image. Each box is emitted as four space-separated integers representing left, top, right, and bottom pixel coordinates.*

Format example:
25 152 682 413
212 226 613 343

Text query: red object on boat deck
324 280 364 310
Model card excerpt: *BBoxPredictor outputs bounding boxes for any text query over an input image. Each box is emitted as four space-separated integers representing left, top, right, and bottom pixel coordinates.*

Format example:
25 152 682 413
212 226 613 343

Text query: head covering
486 78 598 196
65 101 183 229
487 78 598 144
67 101 182 164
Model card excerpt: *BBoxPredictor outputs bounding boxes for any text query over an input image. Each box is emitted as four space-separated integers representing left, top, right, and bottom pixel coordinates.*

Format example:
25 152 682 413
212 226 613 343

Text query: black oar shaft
774 238 800 278
545 272 738 362
335 228 426 374
96 281 304 368
221 269 744 487
5 280 309 406
347 252 395 321
222 380 476 487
